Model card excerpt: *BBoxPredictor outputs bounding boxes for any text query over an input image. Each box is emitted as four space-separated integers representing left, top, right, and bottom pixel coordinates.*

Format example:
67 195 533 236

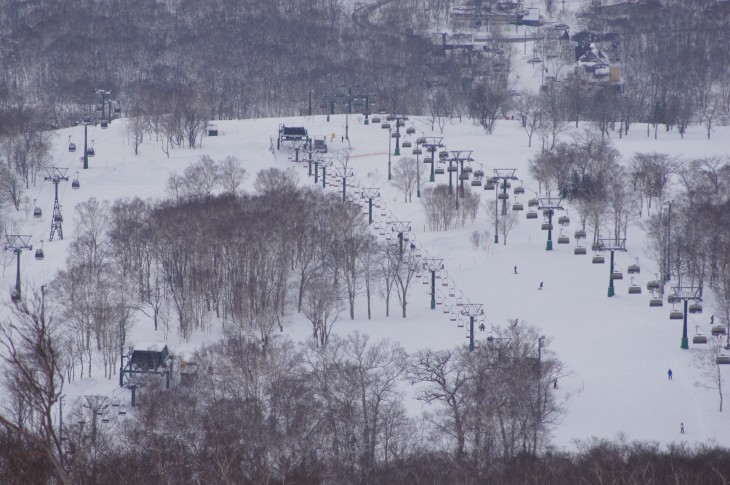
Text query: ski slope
4 112 730 449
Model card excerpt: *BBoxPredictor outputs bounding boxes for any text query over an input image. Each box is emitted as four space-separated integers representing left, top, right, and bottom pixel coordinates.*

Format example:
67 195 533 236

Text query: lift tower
45 168 69 241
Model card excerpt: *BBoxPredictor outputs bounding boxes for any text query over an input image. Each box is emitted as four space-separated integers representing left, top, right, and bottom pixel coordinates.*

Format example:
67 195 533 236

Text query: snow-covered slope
5 113 730 448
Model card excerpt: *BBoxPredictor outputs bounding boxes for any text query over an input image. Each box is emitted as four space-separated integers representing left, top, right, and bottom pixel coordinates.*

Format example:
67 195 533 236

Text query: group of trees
0 295 573 484
42 165 456 388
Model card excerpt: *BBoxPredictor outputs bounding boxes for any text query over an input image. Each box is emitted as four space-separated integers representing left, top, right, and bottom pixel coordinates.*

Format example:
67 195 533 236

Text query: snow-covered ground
4 113 730 449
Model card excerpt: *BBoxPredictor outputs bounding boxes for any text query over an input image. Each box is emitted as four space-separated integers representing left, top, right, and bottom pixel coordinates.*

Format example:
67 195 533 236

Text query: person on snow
668 368 673 380
539 281 543 290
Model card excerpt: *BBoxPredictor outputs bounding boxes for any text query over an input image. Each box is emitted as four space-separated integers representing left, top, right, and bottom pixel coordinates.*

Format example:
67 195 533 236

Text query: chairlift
498 193 508 200
627 277 641 294
528 198 539 208
514 185 525 195
100 121 108 129
435 167 445 175
512 202 523 210
647 280 661 291
396 119 405 127
72 172 80 189
693 334 708 344
118 406 127 415
412 148 423 155
402 140 412 148
688 302 703 314
33 199 42 218
381 122 391 129
447 165 457 173
68 138 76 153
712 326 727 336
628 258 640 274
463 166 473 174
574 229 586 239
35 241 44 261
574 246 586 255
424 157 433 164
541 223 553 230
669 309 684 320
557 235 569 244
716 355 730 365
667 294 680 304
416 137 426 145
612 271 623 280
450 311 457 322
592 255 605 264
53 213 63 223
474 169 485 178
391 132 400 138
558 214 570 226
406 127 416 135
500 182 511 190
459 172 470 181
87 144 95 157
484 180 495 190
439 150 449 159
526 211 538 219
649 298 663 307
471 178 482 187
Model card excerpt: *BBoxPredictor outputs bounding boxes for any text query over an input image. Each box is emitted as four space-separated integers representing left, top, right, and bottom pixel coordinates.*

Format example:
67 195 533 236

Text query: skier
553 378 558 389
479 323 486 332
539 281 543 290
711 315 715 324
514 265 517 274
680 422 685 434
668 368 673 380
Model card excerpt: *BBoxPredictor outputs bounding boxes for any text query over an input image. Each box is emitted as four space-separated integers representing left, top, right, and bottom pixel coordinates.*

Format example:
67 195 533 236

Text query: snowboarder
479 323 486 332
553 379 558 389
539 282 543 290
668 368 673 380
711 315 715 324
514 265 518 274
680 422 685 434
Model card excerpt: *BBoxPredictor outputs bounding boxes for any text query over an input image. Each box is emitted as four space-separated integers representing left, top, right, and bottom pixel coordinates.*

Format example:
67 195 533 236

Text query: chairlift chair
574 246 586 255
627 277 641 294
100 121 108 129
592 255 605 264
558 214 570 226
627 260 640 274
693 334 708 344
447 165 457 172
471 177 482 187
574 229 586 239
435 167 445 175
391 132 400 138
512 202 523 211
439 150 449 159
33 199 42 218
669 309 684 320
406 127 416 135
541 223 553 230
557 234 569 244
647 280 661 291
612 271 623 280
498 193 508 200
712 326 727 336
514 186 525 195
528 198 539 208
716 355 730 365
412 148 423 155
424 157 433 164
649 298 663 307
381 122 391 129
526 211 538 219
371 116 382 124
72 172 80 189
402 140 412 148
688 302 703 314
68 142 76 153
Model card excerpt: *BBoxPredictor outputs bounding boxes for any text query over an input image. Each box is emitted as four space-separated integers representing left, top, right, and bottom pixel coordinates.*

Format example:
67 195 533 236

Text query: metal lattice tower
361 188 381 225
387 114 409 156
672 285 703 350
4 235 32 302
423 257 444 309
537 193 564 251
391 220 411 260
449 150 474 209
461 303 484 352
491 169 519 244
44 168 70 241
422 136 445 182
597 238 627 297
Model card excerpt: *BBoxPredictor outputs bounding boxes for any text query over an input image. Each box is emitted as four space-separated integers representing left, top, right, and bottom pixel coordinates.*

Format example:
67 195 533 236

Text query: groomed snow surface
6 113 730 450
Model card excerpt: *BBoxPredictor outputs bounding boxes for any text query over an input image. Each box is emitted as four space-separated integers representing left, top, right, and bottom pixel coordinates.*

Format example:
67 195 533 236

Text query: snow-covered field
5 112 730 449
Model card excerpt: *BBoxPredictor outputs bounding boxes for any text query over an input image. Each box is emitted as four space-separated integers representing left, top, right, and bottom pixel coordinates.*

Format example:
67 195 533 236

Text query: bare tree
695 336 726 412
390 157 420 203
0 294 71 485
302 271 344 348
218 156 247 197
